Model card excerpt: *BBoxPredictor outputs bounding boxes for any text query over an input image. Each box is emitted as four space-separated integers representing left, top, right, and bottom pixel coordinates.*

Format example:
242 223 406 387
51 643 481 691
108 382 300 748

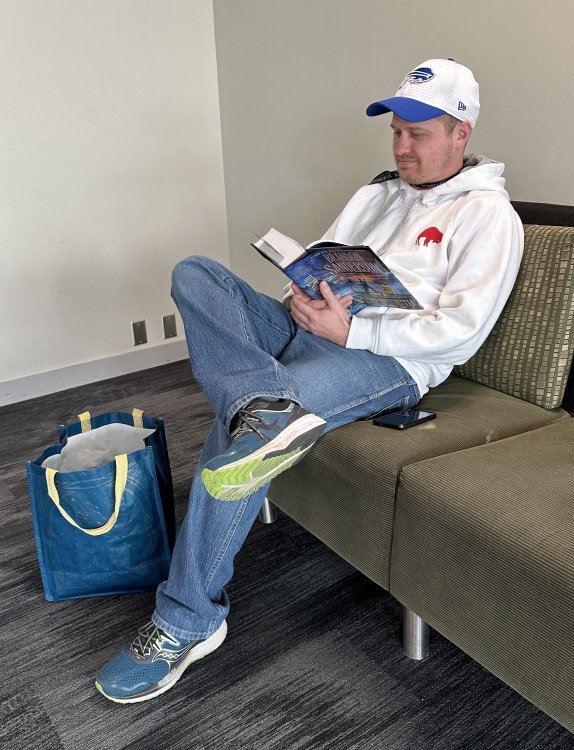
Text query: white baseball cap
366 58 480 127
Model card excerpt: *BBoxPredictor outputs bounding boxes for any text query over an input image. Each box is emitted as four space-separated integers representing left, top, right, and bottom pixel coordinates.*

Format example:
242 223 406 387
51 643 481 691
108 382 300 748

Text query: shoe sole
201 414 326 501
95 620 228 704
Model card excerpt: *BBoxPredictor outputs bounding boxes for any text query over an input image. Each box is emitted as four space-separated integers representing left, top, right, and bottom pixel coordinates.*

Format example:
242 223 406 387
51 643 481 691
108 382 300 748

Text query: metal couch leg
258 497 278 524
403 606 429 660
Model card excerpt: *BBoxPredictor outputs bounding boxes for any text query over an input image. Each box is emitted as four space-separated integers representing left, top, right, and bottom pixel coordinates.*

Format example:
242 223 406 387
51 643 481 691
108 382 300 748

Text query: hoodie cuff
346 315 378 351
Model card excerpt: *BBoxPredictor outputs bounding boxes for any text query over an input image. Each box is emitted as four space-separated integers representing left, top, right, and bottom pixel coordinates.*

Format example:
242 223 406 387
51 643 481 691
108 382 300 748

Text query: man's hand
289 281 352 346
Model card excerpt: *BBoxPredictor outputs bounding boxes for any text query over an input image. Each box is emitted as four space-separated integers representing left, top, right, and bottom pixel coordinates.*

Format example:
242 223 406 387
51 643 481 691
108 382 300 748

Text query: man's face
390 114 465 185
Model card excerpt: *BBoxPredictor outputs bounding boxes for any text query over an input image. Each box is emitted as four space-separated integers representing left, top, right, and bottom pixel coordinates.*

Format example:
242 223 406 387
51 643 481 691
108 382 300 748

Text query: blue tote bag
59 408 176 549
26 409 174 601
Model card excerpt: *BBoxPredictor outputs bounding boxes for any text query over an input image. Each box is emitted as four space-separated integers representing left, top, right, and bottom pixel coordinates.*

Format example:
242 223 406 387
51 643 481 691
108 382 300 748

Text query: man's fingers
291 282 312 298
319 281 337 306
320 282 352 310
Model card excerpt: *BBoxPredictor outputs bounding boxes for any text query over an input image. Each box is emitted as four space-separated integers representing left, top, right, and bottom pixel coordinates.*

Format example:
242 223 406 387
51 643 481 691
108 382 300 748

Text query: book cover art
285 246 421 315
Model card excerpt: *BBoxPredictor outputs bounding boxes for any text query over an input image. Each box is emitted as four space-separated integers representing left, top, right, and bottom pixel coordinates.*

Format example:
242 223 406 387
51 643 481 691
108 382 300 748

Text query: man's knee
171 255 228 301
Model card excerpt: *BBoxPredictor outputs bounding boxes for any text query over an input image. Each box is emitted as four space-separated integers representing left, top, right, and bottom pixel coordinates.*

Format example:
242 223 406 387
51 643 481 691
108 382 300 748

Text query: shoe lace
132 622 177 657
232 406 270 441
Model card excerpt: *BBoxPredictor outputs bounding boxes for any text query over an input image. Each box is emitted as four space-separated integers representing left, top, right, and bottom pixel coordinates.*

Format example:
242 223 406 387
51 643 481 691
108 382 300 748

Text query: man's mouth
397 158 418 168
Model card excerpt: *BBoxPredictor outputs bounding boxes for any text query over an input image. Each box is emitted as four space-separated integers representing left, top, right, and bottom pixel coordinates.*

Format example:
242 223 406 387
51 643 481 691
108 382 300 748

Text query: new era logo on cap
366 58 480 127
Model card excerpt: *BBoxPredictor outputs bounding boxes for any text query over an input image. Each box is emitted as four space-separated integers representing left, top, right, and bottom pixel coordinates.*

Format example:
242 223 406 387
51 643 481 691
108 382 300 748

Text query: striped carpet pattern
1 361 571 749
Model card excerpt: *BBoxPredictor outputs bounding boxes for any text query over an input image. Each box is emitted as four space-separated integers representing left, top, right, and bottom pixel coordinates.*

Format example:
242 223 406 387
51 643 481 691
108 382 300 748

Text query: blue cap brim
366 97 447 122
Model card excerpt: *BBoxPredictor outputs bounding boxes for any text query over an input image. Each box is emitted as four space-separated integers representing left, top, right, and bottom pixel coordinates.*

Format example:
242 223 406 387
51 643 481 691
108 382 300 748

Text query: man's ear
456 121 473 147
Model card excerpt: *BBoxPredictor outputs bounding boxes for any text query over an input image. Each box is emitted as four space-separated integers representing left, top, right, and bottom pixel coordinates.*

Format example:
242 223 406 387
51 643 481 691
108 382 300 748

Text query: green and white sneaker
201 399 326 501
95 620 227 703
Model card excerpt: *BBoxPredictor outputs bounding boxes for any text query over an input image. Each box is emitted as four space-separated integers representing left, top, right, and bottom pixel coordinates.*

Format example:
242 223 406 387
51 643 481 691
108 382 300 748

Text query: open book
252 228 422 315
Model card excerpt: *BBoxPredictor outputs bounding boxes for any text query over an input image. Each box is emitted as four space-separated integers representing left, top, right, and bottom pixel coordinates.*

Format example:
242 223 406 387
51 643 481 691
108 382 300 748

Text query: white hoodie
307 154 524 398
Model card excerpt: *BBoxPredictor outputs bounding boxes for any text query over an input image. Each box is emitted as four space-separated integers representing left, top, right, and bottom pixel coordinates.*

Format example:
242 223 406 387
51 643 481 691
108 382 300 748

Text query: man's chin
396 165 420 183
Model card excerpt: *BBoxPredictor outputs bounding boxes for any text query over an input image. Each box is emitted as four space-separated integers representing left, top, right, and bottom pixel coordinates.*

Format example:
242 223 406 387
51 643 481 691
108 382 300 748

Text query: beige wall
214 0 574 298
3 0 572 403
1 0 228 401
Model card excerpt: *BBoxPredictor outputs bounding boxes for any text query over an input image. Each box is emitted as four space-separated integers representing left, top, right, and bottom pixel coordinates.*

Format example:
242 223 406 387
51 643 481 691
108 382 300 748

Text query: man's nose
394 134 411 153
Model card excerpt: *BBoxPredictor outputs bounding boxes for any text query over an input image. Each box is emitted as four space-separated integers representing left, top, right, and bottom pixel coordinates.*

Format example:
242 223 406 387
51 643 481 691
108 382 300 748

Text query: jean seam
203 496 250 595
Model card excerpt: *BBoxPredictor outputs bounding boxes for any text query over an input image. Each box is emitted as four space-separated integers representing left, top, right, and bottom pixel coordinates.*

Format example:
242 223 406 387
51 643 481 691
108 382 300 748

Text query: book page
253 228 306 268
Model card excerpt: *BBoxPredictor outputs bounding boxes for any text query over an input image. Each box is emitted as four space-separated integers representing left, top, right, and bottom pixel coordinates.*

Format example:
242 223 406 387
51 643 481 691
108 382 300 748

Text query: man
95 59 523 703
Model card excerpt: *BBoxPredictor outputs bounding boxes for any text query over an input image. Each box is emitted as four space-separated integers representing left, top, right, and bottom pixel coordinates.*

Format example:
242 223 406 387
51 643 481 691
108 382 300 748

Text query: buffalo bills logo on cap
406 67 435 84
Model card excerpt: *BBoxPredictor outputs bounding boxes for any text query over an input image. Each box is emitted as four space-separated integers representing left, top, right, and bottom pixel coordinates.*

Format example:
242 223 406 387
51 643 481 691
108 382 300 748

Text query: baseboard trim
0 339 189 407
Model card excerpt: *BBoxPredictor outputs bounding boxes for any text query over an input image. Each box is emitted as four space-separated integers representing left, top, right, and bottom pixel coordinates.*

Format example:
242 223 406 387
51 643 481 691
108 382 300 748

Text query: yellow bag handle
78 411 91 433
44 454 129 536
78 409 144 432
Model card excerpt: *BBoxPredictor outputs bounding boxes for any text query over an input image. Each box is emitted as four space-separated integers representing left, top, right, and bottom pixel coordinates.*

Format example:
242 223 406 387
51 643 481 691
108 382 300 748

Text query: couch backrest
454 202 574 411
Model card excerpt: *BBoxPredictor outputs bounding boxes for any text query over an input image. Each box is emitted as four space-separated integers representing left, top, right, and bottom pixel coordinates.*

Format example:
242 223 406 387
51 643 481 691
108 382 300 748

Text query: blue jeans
152 256 419 640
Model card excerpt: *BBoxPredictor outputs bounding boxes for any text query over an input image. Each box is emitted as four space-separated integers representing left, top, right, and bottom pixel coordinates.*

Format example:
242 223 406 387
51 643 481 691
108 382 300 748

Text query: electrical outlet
163 314 177 339
131 320 148 345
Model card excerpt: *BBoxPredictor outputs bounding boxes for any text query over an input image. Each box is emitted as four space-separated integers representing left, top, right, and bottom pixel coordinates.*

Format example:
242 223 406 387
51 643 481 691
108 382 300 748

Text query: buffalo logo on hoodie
416 227 443 247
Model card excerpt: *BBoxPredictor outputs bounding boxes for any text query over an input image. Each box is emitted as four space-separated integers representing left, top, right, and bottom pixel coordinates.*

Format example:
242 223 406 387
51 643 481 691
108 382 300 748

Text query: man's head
366 59 479 185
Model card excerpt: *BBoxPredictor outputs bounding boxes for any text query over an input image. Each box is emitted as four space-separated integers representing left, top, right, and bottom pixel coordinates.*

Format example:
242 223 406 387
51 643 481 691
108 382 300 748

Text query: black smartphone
373 408 437 430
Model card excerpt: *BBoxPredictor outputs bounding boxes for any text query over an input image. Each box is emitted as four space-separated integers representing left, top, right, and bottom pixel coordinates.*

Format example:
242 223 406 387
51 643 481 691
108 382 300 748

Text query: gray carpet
1 361 572 749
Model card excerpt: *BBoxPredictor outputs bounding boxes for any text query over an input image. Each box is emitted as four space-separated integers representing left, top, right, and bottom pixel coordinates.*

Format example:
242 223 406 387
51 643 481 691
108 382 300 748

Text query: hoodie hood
392 153 509 204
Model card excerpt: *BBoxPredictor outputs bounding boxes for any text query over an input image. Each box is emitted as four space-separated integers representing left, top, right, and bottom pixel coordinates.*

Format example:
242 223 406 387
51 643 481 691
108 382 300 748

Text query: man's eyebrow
390 124 430 133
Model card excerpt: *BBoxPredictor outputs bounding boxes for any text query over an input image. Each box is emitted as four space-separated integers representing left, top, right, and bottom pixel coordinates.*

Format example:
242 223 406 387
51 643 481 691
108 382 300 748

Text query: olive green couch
264 201 574 732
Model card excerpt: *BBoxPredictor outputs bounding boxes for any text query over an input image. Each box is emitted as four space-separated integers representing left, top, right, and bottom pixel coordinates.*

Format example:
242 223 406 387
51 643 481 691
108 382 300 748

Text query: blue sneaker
201 399 326 501
95 620 227 703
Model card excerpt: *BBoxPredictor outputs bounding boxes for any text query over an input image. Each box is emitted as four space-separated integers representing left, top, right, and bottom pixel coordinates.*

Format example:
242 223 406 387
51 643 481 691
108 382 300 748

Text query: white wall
0 0 228 403
213 0 574 298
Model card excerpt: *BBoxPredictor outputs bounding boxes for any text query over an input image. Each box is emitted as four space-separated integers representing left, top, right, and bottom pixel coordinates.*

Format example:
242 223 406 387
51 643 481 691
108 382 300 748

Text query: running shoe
201 399 326 501
95 620 227 703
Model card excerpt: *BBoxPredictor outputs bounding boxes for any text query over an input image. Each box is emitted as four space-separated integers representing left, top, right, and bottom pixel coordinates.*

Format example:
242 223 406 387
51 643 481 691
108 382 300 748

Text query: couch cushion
455 224 574 408
269 377 569 591
390 419 574 733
